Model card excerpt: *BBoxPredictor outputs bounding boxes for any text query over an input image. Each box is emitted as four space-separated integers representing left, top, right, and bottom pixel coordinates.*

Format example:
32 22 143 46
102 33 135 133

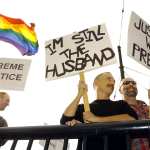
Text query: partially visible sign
128 11 150 69
45 24 116 81
0 58 31 90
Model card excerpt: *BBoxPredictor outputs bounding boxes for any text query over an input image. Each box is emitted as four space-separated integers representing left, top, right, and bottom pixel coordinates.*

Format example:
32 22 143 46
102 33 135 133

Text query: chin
0 107 5 110
107 89 113 94
106 91 113 96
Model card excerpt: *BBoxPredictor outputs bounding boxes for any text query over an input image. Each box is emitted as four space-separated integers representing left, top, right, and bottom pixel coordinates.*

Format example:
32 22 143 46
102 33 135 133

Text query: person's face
96 73 115 95
120 78 138 97
0 94 10 110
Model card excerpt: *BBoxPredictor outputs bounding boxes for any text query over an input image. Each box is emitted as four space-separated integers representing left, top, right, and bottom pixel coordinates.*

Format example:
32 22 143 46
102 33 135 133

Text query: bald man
0 92 10 111
0 92 9 146
60 72 138 150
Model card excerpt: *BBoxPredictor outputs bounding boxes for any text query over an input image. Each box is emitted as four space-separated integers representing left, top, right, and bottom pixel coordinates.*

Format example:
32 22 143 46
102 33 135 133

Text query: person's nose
128 82 135 86
110 79 115 84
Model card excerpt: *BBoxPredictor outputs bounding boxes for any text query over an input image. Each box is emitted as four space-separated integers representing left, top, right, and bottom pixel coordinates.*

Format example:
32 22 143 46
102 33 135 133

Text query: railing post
82 136 87 150
10 139 18 150
63 138 68 150
103 136 108 150
125 134 131 150
44 139 50 150
27 139 33 150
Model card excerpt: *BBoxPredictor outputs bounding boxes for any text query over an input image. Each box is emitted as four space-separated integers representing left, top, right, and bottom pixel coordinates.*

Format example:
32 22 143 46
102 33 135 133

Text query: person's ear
119 87 122 94
93 79 98 89
94 79 98 86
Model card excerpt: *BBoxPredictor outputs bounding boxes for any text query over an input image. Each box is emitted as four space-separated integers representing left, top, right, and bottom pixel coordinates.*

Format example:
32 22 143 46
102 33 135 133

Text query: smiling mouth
128 87 136 91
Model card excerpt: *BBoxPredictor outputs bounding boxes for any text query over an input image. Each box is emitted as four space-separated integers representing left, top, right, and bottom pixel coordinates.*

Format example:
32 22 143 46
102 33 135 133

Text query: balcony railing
0 120 149 150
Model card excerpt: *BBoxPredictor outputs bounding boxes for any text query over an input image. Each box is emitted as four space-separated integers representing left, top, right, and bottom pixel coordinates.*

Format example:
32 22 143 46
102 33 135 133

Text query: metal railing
0 120 149 150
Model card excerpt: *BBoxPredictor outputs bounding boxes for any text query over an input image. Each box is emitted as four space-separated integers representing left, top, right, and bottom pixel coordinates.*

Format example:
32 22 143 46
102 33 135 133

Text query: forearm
64 94 81 117
92 114 135 123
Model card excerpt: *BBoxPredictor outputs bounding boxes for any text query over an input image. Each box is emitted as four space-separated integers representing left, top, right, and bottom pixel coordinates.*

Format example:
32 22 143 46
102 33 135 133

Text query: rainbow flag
0 14 39 55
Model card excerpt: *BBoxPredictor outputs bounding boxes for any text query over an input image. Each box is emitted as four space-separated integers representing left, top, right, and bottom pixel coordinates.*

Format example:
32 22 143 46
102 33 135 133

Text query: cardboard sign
45 24 116 80
0 58 31 90
128 11 150 69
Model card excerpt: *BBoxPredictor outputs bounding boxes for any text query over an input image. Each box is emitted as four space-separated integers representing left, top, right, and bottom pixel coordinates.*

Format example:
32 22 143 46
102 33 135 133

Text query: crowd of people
0 72 150 149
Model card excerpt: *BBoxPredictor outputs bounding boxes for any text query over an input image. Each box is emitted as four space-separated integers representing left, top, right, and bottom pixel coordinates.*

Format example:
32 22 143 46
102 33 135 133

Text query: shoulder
115 100 128 105
0 116 7 127
137 100 148 106
115 100 133 108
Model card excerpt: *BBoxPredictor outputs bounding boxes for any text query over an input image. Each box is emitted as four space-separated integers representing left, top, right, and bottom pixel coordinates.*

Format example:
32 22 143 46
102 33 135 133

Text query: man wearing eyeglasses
119 77 149 150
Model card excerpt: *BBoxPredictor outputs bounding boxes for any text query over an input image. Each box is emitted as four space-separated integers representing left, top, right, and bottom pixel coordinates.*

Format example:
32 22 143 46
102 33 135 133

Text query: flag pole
148 89 150 118
118 45 125 80
79 72 90 112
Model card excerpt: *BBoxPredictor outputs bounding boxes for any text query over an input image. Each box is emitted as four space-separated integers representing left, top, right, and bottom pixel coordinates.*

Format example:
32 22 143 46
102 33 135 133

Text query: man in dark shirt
60 72 138 150
0 92 9 146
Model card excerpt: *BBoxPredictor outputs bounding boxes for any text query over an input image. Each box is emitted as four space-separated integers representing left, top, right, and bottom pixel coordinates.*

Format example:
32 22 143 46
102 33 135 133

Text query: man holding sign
60 72 138 150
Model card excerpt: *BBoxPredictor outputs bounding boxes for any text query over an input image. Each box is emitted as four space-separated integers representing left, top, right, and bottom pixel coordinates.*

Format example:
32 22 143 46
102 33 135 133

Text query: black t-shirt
60 99 138 150
60 99 138 124
0 116 8 146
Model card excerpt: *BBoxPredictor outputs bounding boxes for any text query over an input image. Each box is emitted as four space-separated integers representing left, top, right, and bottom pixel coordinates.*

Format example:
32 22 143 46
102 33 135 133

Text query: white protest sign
128 11 150 69
0 58 31 90
45 24 116 80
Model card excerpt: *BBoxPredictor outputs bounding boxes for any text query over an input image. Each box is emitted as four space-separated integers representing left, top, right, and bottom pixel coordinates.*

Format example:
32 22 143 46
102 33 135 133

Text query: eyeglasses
122 81 136 85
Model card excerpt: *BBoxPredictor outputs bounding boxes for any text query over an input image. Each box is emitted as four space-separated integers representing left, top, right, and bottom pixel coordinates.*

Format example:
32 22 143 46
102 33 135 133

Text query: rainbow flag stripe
0 14 39 55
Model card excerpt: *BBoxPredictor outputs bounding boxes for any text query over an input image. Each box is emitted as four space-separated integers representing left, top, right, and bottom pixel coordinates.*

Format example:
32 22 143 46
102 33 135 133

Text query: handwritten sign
0 58 31 90
128 12 150 69
45 24 116 80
